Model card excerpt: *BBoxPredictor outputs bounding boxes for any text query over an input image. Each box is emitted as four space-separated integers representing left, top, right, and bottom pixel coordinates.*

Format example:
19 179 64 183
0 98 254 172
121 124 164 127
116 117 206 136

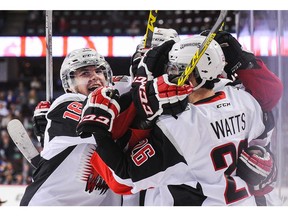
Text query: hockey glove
129 48 147 80
132 74 193 121
236 145 276 196
132 40 175 88
76 87 120 138
249 159 277 196
32 101 51 146
201 30 257 78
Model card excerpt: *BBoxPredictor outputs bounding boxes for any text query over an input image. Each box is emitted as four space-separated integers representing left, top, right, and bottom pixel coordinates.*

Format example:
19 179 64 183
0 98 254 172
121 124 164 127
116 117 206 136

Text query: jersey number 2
210 140 249 204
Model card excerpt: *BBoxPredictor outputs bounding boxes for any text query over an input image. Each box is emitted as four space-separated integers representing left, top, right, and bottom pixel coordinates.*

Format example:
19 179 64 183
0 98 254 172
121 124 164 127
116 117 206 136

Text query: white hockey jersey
91 84 266 206
20 93 122 206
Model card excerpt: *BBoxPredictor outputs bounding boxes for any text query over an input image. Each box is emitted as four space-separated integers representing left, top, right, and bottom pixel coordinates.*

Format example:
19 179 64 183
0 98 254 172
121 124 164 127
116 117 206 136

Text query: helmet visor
166 62 187 76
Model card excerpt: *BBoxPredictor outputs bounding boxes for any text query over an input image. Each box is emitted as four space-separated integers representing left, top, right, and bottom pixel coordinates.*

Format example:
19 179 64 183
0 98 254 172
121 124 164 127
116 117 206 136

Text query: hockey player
27 27 181 206
20 48 123 206
76 35 278 206
206 30 283 206
127 31 283 206
120 30 282 206
29 29 279 206
113 27 180 95
200 30 283 113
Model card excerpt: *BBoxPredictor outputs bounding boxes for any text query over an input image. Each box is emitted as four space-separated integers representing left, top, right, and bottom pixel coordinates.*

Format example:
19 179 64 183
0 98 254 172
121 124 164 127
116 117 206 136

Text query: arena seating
21 10 237 36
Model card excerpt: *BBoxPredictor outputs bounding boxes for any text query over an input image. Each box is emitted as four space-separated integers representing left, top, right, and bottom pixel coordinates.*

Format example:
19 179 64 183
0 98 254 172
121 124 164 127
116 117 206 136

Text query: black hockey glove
32 101 51 146
201 30 257 78
236 145 276 196
76 87 120 138
129 49 146 79
132 40 175 89
132 74 193 121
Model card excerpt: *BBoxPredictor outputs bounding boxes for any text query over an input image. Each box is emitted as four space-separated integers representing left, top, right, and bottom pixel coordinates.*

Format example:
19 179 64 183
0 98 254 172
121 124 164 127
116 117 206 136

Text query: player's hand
76 87 120 138
201 30 256 78
249 160 277 196
132 40 175 88
132 74 193 121
129 48 147 80
32 101 51 145
236 145 276 196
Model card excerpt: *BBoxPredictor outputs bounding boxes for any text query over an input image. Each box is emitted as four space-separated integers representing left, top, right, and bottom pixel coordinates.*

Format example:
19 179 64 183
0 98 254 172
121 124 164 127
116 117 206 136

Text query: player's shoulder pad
48 93 86 113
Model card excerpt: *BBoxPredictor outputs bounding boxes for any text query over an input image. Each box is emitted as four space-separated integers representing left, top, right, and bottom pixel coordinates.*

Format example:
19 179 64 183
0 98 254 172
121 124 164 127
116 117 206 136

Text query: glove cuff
227 51 256 74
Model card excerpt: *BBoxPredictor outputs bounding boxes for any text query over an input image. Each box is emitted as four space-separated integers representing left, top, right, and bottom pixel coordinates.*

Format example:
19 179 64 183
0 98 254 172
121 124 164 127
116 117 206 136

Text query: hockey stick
7 119 40 168
177 10 228 86
143 10 158 48
7 11 54 169
45 10 53 101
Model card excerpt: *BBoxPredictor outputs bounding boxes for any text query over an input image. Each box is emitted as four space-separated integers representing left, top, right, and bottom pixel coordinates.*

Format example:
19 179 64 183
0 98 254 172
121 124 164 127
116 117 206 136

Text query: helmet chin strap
193 79 206 91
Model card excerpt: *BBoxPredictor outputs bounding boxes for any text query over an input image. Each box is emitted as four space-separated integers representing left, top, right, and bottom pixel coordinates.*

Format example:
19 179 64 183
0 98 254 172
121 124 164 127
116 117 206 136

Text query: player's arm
236 58 283 112
91 124 189 195
76 85 191 195
33 101 51 147
112 40 176 139
201 30 283 112
236 109 277 196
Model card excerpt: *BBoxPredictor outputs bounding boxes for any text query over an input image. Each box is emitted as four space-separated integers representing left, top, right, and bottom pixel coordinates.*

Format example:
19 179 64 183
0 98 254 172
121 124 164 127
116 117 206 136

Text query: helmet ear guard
168 35 226 89
60 48 113 93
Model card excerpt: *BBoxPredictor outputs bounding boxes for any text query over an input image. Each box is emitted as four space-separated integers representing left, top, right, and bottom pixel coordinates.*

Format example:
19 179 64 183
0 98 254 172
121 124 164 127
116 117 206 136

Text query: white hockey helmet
137 27 180 52
130 27 181 78
60 48 113 93
167 35 225 89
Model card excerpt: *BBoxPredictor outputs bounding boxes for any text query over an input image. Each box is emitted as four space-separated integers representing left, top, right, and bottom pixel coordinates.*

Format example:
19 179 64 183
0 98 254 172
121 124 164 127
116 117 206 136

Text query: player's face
72 65 107 96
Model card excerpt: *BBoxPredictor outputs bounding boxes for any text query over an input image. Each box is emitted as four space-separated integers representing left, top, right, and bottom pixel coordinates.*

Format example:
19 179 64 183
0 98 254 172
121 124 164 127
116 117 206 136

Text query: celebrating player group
15 11 284 206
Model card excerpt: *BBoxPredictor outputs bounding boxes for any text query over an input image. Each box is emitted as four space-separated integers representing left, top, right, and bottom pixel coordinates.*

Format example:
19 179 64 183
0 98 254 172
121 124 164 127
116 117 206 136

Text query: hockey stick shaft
5 12 53 169
144 10 158 48
46 10 53 101
177 10 228 86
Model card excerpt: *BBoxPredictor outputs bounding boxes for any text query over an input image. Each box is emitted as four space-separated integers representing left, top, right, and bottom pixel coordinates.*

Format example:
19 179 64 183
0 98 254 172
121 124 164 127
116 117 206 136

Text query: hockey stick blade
7 119 40 168
144 10 158 48
177 10 228 86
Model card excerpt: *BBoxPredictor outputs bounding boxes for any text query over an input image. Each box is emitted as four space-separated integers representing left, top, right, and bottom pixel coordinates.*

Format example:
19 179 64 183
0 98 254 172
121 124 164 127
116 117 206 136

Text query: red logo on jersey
85 167 108 194
131 139 155 166
82 146 108 194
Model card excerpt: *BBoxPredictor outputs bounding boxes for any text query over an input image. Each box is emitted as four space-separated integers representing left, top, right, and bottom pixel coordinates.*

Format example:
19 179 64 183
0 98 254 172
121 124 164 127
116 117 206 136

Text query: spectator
5 90 17 105
0 159 6 182
0 91 9 119
0 130 23 173
1 111 13 129
27 88 39 109
126 20 140 35
58 16 69 34
1 161 14 184
0 130 16 161
30 76 41 90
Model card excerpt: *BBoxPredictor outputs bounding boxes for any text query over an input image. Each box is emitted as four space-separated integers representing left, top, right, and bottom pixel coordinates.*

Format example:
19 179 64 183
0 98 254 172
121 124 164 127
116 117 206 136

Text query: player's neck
188 88 215 104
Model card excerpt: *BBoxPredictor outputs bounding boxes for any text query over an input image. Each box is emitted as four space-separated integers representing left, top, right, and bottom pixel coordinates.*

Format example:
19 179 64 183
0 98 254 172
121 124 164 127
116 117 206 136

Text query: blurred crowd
0 77 43 185
0 11 237 37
